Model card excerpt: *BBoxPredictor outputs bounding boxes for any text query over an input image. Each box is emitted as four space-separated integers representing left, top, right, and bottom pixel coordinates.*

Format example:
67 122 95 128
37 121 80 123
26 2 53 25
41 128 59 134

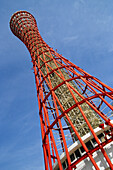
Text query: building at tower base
53 121 113 170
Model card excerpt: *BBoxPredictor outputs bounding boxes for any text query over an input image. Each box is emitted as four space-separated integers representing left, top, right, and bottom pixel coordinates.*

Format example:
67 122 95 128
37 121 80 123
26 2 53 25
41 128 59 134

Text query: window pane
98 133 105 142
75 149 81 159
80 146 85 153
86 141 94 150
92 138 97 145
62 161 66 170
70 153 75 162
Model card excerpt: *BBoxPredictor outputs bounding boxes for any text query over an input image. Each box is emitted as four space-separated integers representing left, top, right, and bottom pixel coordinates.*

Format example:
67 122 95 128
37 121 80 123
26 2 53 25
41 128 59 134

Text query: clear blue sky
1 0 113 170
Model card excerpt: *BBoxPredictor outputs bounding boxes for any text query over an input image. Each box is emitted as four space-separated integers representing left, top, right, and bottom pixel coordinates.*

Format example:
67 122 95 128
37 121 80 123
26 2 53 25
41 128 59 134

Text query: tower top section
10 11 37 41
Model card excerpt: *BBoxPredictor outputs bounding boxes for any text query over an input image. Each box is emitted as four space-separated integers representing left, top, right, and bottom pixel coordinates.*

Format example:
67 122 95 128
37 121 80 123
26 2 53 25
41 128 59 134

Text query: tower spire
10 11 113 170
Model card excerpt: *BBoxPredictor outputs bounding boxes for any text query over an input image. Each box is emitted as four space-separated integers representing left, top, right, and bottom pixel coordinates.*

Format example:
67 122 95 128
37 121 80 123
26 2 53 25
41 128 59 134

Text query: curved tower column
10 11 113 170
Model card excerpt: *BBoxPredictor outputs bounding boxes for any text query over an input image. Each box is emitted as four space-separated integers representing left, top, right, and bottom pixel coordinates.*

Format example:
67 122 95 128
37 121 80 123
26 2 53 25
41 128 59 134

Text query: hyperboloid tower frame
10 11 113 170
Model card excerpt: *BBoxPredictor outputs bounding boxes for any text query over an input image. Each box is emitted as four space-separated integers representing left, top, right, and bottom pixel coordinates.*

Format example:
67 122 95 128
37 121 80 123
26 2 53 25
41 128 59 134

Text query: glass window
86 141 94 150
80 146 85 153
92 138 97 145
105 130 111 136
98 133 105 142
65 159 68 166
75 149 81 159
70 153 75 162
98 133 104 138
62 161 66 170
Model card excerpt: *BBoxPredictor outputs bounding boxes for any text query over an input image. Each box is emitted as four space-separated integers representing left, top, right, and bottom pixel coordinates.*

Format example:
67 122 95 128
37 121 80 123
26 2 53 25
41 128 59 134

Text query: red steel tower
10 11 113 170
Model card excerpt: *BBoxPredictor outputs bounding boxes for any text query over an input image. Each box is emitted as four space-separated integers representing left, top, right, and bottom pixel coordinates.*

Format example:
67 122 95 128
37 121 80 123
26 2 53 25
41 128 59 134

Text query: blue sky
1 0 113 170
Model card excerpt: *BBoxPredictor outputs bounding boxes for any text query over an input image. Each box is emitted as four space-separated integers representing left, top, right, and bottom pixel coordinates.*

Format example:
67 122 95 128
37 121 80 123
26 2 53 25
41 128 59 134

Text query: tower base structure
53 121 113 170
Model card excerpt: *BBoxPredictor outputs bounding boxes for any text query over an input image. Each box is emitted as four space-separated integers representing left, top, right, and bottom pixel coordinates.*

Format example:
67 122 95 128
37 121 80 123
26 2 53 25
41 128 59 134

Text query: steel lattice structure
10 11 113 170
